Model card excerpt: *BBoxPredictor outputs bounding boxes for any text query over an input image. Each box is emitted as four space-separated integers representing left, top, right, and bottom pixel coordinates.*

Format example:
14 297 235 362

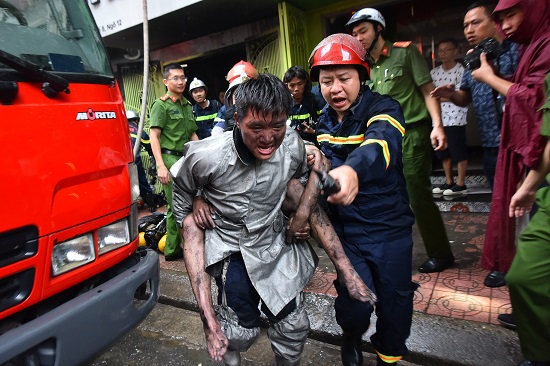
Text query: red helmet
309 33 370 82
226 60 259 91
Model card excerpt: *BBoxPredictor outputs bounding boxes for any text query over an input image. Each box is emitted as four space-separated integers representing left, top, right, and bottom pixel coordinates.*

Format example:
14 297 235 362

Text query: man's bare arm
431 84 471 107
181 217 227 362
284 179 376 304
286 146 331 243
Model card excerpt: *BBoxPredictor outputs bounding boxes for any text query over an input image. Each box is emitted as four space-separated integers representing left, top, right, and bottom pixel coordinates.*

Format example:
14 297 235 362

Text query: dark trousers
403 123 451 258
215 253 296 328
334 236 416 357
136 153 152 197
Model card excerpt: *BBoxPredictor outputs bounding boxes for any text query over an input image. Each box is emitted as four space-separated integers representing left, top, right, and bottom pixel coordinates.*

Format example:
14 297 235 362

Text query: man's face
319 66 361 121
235 110 287 161
286 77 306 102
463 6 497 46
351 21 377 50
437 42 458 63
191 87 206 103
496 5 525 39
164 69 187 95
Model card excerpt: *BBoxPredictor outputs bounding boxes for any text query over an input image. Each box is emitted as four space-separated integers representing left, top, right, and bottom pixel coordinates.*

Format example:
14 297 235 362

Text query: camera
463 37 500 70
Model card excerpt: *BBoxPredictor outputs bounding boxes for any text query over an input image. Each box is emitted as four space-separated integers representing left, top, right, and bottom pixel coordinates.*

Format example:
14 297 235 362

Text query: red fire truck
0 1 160 365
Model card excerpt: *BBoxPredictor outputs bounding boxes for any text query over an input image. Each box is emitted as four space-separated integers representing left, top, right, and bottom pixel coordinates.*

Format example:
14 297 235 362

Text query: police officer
347 8 454 274
149 63 198 261
310 33 416 366
189 78 222 139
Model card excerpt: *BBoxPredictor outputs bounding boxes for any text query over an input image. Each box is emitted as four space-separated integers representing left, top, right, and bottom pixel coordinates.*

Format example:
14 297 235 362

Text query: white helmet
126 110 139 121
189 77 207 92
346 8 386 30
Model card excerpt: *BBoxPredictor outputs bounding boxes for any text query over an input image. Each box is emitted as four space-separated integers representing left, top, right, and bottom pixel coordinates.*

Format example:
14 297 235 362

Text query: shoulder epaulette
393 41 412 48
160 94 170 101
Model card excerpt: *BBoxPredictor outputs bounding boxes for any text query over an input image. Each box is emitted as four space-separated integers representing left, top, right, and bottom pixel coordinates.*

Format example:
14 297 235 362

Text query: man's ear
234 112 240 128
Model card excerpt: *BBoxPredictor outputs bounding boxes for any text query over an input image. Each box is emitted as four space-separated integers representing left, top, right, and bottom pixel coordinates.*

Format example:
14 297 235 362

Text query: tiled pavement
145 204 510 328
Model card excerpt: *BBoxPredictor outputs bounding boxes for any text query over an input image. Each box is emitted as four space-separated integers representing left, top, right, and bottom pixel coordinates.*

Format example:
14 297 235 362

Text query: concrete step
430 170 492 213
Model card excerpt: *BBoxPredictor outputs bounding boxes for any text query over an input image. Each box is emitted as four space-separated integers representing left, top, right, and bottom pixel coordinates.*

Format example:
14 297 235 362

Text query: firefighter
189 78 222 139
127 110 156 212
309 33 416 366
211 60 259 136
283 65 326 147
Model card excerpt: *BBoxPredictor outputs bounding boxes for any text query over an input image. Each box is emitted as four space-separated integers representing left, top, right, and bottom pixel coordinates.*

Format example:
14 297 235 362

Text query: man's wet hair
466 0 497 17
234 73 293 121
163 63 184 79
283 66 312 93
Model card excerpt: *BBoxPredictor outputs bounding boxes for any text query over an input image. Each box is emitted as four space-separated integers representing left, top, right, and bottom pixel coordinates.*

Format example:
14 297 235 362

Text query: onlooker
283 66 326 146
172 73 374 365
472 0 550 288
218 90 225 105
507 72 550 366
431 0 518 191
127 110 156 212
189 78 222 139
430 38 470 196
149 63 198 261
347 8 453 273
310 33 416 366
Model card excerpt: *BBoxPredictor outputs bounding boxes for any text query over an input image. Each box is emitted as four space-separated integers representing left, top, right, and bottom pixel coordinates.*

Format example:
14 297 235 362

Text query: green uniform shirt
368 40 432 124
150 92 197 152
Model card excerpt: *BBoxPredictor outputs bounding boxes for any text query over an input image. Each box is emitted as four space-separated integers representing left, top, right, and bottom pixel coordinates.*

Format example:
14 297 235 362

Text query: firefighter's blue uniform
128 121 153 197
317 86 416 361
193 99 222 139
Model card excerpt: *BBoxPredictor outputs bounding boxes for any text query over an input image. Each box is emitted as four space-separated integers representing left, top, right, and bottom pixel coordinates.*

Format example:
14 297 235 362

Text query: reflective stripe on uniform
367 114 405 137
376 350 402 364
195 112 218 121
317 133 364 145
289 112 312 120
360 139 390 169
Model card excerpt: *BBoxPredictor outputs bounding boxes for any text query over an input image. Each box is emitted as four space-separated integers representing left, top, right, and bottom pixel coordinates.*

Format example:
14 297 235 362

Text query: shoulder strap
393 41 412 48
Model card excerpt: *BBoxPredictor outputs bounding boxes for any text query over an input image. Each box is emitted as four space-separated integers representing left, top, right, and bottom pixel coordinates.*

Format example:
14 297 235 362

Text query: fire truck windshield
0 0 113 83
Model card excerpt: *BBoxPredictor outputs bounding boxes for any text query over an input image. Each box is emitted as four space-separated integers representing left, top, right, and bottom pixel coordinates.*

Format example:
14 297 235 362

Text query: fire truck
0 1 160 364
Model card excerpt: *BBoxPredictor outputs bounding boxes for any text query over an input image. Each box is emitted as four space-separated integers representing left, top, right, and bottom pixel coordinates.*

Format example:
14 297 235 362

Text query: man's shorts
435 125 468 163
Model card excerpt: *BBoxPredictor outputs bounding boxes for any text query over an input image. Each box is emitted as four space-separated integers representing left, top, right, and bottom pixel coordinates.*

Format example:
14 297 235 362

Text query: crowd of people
128 0 550 364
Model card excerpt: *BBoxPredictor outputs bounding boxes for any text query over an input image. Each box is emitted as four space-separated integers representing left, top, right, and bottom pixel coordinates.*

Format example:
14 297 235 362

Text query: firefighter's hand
192 196 215 229
301 122 315 135
326 165 358 206
286 213 310 244
157 165 170 185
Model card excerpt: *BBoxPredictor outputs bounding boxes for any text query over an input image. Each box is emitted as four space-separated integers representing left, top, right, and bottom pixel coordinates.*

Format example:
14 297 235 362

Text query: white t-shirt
430 63 468 127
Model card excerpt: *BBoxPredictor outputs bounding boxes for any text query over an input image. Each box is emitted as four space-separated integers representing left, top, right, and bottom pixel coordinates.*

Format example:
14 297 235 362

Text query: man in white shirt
430 38 469 196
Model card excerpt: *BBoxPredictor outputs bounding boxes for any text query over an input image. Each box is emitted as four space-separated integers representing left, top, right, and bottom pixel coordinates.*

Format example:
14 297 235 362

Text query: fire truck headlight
98 219 130 255
51 234 95 276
